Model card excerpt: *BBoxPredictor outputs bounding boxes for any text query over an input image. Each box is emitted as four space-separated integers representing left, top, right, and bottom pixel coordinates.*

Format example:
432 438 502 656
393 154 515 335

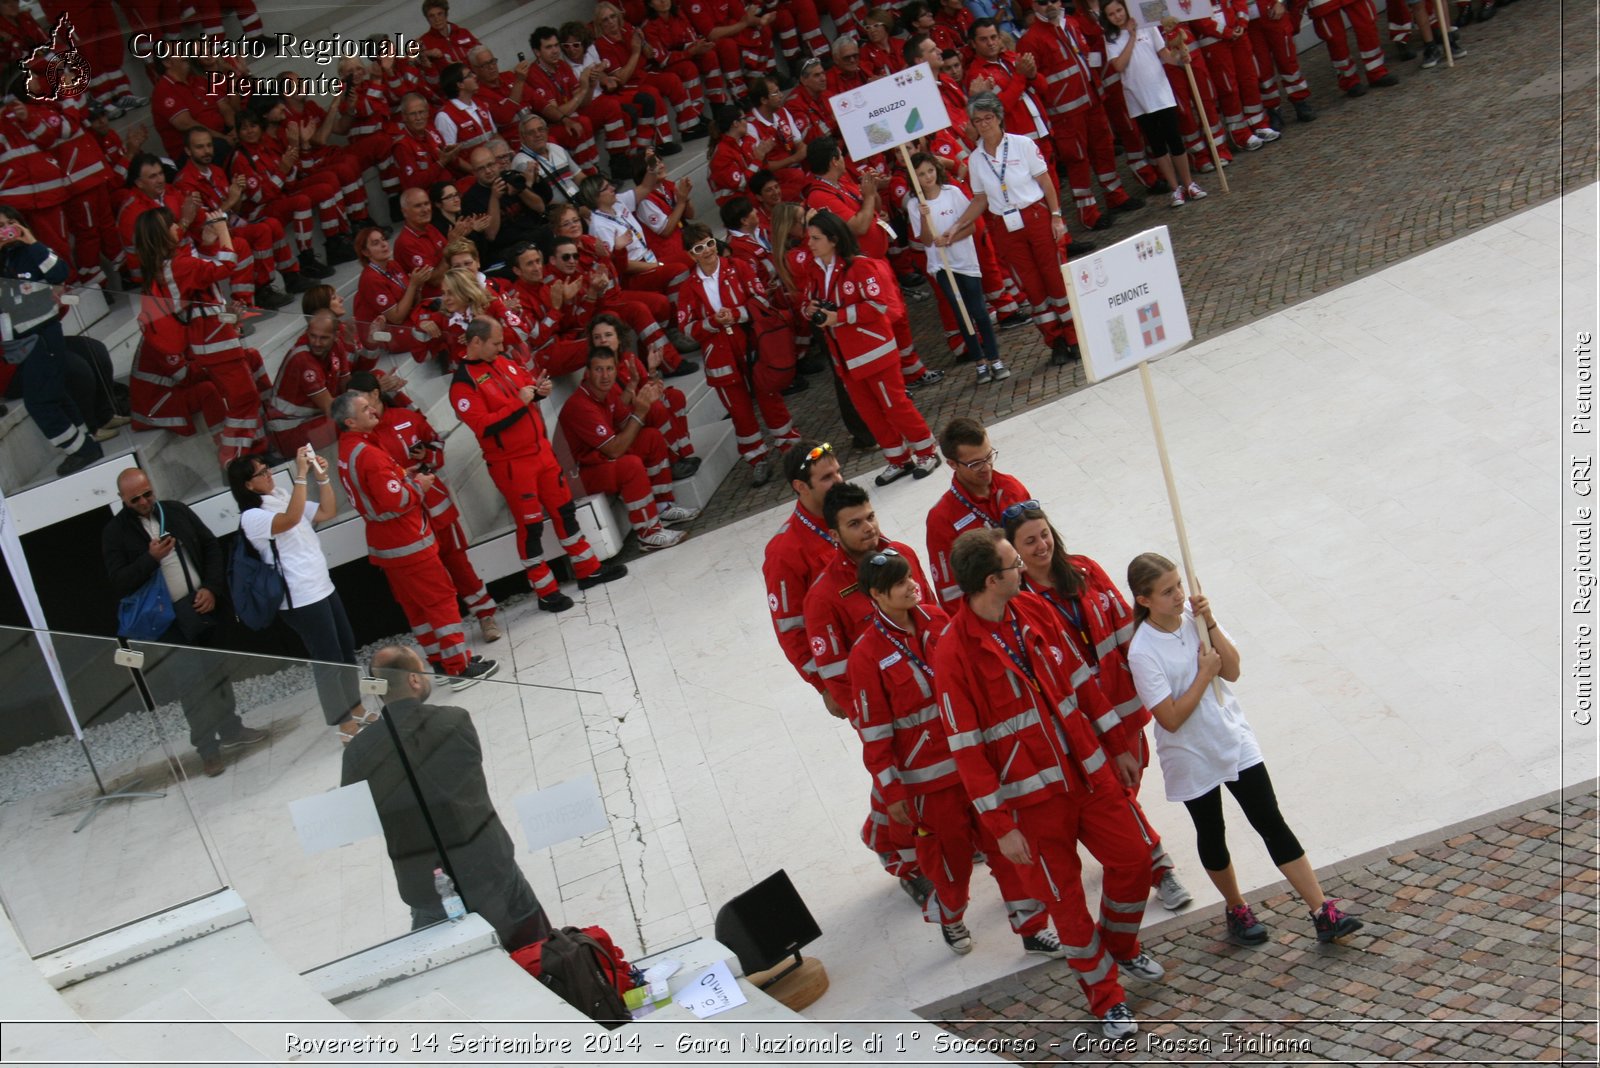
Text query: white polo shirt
588 189 655 264
966 132 1051 215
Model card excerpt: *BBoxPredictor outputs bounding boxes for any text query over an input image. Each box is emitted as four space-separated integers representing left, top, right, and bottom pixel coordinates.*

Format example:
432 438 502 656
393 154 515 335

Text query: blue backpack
229 528 290 630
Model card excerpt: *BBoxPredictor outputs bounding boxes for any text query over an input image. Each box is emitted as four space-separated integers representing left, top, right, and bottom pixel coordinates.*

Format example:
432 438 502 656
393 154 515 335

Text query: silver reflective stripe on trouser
1100 892 1147 933
132 369 183 387
972 765 1065 813
559 533 596 566
434 622 467 663
1003 897 1049 933
411 623 439 656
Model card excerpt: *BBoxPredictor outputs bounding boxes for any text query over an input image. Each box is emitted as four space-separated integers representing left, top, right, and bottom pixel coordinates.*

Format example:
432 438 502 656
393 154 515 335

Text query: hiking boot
1021 929 1065 957
997 313 1030 331
298 251 334 278
1100 1002 1138 1039
989 360 1011 381
1345 81 1367 97
874 462 912 487
1116 952 1165 982
657 141 683 156
1112 195 1146 212
478 614 503 643
910 453 942 479
538 592 575 613
900 873 934 907
1225 902 1270 945
578 561 629 588
1267 106 1285 129
324 234 358 265
449 658 500 689
255 286 293 309
1312 898 1364 942
283 270 315 294
221 726 269 749
659 504 700 525
1156 870 1193 910
942 921 974 955
637 526 687 551
1089 215 1114 230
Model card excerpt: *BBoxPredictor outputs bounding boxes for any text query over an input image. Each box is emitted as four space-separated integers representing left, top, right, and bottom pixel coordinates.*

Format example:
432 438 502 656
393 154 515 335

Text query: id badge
1002 208 1024 232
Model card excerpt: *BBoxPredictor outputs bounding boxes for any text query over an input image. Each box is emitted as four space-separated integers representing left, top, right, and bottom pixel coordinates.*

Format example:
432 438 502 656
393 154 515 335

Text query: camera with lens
808 299 837 327
498 168 527 194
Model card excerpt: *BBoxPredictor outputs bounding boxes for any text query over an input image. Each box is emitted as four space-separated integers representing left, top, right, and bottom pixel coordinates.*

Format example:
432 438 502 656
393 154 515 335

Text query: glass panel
0 626 223 955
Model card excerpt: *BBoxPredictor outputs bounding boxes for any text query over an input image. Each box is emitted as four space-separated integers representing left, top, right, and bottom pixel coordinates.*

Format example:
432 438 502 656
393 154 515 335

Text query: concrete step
0 903 131 1065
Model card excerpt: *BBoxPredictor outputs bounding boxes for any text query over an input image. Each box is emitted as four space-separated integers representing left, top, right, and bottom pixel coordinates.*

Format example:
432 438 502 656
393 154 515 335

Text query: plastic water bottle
433 867 466 921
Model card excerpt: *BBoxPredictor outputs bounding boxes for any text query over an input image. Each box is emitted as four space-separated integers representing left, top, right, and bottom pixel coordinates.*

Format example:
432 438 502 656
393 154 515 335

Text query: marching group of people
764 420 1369 1037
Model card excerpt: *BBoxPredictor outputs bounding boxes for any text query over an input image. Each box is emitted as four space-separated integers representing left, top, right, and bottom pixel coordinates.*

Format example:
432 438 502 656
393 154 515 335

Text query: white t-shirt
589 190 654 264
1107 26 1177 118
1127 610 1262 802
240 486 335 611
906 185 981 277
514 143 581 200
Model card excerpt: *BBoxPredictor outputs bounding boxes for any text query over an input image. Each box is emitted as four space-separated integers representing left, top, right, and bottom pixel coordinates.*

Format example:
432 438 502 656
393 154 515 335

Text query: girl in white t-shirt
1102 0 1207 208
1125 552 1366 946
904 154 1008 385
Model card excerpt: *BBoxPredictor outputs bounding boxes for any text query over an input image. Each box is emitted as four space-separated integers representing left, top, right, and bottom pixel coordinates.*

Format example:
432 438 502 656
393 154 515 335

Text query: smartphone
517 50 526 61
0 225 18 243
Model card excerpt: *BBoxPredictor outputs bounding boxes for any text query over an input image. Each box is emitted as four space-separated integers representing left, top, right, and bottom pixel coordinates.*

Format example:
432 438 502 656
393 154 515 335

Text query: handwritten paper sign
513 775 609 853
676 960 747 1019
288 782 384 855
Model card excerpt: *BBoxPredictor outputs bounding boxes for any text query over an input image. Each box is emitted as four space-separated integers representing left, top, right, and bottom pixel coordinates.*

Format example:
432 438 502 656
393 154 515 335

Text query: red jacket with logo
374 403 461 531
804 538 934 708
763 502 838 693
801 254 901 381
448 355 550 462
924 471 1033 608
338 429 437 562
849 603 959 805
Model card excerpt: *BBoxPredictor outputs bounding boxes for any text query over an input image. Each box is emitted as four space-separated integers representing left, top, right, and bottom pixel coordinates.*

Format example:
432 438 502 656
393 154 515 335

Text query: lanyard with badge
873 614 935 680
594 208 652 262
982 137 1025 231
793 507 835 548
990 615 1039 691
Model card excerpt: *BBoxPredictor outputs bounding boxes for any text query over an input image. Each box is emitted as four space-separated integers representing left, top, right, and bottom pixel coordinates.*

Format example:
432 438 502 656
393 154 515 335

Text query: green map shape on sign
905 107 923 135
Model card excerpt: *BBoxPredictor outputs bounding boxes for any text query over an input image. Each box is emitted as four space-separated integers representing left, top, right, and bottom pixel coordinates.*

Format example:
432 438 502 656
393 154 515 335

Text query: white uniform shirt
513 142 581 200
1127 610 1263 803
1107 26 1178 117
906 185 981 276
697 263 724 312
241 485 336 611
588 189 655 264
966 132 1050 213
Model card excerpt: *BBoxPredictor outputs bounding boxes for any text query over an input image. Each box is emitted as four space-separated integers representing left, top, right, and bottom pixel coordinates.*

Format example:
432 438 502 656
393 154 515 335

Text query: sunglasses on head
1000 499 1041 522
868 546 902 568
797 441 833 472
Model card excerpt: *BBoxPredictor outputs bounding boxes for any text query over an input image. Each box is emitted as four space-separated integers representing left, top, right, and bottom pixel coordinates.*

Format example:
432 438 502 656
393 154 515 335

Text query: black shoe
1112 196 1146 212
796 352 827 375
256 287 293 309
670 456 702 479
997 313 1031 331
900 873 934 907
1267 106 1286 129
657 141 683 157
1089 216 1114 231
1345 82 1367 97
662 358 701 378
1395 42 1417 60
538 592 575 613
1421 42 1442 67
1294 100 1319 122
1371 72 1399 87
665 327 702 354
681 123 709 141
283 270 315 294
1067 239 1097 257
577 560 629 589
1050 339 1079 366
56 445 102 477
1149 178 1172 194
448 658 500 689
905 368 944 390
324 235 358 265
781 377 809 396
298 252 334 279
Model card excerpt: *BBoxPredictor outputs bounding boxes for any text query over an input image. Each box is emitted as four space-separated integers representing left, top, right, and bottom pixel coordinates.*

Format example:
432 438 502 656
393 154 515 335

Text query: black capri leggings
1181 761 1305 872
1135 106 1186 160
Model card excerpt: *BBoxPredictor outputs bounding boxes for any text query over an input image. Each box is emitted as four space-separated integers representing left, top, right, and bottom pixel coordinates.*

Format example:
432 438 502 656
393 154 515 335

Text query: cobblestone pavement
915 785 1597 1065
688 0 1598 533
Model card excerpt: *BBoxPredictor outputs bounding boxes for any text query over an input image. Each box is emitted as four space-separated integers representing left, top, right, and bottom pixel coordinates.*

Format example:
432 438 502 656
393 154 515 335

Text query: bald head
117 468 157 517
369 643 432 702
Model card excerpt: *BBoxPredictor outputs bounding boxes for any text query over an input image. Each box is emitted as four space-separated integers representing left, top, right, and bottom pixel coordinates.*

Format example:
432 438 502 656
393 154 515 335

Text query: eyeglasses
956 448 999 470
689 239 717 254
249 468 272 479
1000 499 1041 523
992 553 1025 576
797 441 833 472
868 546 902 567
555 251 580 261
441 190 461 199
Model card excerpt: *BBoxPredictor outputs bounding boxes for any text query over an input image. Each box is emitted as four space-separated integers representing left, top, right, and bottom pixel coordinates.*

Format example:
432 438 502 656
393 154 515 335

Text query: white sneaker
989 360 1011 381
1242 134 1264 151
1100 1002 1138 1039
1170 189 1186 209
1156 869 1193 910
873 462 912 486
637 526 686 551
658 504 700 525
1185 182 1208 200
941 921 974 955
910 453 942 479
1116 951 1166 982
1256 126 1281 142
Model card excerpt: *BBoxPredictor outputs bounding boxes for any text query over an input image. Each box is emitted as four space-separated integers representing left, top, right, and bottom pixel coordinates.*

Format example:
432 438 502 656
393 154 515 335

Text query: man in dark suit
101 467 265 776
342 643 551 950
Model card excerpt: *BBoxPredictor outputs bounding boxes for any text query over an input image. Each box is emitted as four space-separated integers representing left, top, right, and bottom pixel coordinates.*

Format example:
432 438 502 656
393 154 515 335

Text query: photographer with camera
461 142 546 261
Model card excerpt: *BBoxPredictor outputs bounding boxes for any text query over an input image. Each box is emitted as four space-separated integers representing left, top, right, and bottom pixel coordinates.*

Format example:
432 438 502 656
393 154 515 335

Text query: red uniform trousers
1200 36 1274 144
988 203 1075 346
235 216 291 279
661 55 720 109
201 355 267 466
1013 795 1152 1017
287 171 347 235
377 547 471 675
822 0 867 40
575 97 633 156
862 785 921 879
773 0 826 59
1248 11 1312 106
485 448 602 597
1082 100 1135 211
1099 84 1162 187
598 290 674 365
1311 0 1392 90
577 427 674 536
257 192 315 254
976 226 1025 321
1385 0 1416 43
1165 49 1231 166
1046 108 1103 229
548 114 602 169
912 785 1050 935
621 261 680 297
649 387 692 457
62 182 115 286
840 362 935 467
435 516 496 621
641 70 702 134
129 342 226 436
707 329 800 466
614 83 673 148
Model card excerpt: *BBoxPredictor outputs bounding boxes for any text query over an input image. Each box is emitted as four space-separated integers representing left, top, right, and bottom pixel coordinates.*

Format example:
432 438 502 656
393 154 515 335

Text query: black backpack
514 926 632 1029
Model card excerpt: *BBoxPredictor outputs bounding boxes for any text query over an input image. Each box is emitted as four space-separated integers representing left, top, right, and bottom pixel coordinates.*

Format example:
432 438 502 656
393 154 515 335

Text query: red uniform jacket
801 254 901 380
1021 556 1148 738
152 72 228 152
420 22 483 69
28 103 106 194
763 502 837 692
967 52 1052 139
339 81 397 138
804 538 934 707
787 85 838 142
934 592 1131 840
393 124 453 192
373 403 461 530
449 355 551 462
924 471 1033 608
266 336 350 433
1016 17 1095 117
475 73 531 140
338 429 437 562
849 603 960 804
394 222 447 274
0 109 69 207
671 256 768 387
709 137 760 205
522 59 582 120
642 12 699 64
556 381 632 468
803 175 890 260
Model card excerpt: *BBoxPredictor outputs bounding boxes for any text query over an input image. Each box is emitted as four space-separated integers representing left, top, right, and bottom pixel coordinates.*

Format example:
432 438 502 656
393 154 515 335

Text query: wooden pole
1163 18 1230 194
897 142 977 336
1434 0 1455 66
1138 358 1224 701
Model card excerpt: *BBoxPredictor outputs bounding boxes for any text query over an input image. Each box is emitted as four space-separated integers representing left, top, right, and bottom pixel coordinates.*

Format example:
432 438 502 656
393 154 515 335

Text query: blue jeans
932 269 1000 366
280 591 362 725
